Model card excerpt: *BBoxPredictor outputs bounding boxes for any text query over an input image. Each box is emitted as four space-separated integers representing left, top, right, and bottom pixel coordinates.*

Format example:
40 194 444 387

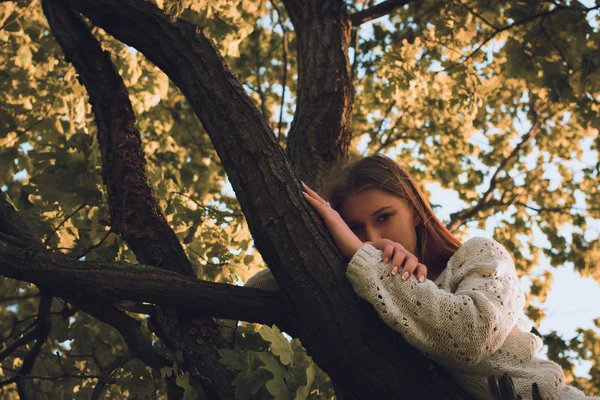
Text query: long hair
322 154 461 274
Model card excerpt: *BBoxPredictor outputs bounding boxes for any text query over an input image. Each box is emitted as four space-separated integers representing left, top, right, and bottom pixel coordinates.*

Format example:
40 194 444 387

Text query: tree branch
0 321 40 363
52 1 477 397
14 294 53 397
77 302 170 369
43 0 194 277
441 3 591 72
448 101 540 231
350 0 413 26
44 203 98 247
282 0 354 187
89 353 133 400
42 2 236 397
0 244 284 325
269 0 288 141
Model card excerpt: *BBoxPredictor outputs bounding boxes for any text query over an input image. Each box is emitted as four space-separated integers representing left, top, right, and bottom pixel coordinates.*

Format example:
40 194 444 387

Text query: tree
1 0 599 398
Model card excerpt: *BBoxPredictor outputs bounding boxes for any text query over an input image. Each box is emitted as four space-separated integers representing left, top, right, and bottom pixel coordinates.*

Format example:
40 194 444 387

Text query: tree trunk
42 2 235 397
282 0 354 188
51 0 475 398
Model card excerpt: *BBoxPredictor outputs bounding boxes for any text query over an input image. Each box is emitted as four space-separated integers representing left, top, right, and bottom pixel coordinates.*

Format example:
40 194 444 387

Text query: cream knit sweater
245 238 595 400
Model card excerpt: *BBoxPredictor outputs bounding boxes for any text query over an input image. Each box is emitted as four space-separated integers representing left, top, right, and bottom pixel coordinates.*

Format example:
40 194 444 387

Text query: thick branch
43 0 193 276
15 294 53 397
55 0 475 397
282 0 354 186
42 2 236 397
350 0 414 26
0 244 283 325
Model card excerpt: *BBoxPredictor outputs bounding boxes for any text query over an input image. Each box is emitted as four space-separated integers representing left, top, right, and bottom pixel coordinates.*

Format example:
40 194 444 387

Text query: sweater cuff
347 244 383 282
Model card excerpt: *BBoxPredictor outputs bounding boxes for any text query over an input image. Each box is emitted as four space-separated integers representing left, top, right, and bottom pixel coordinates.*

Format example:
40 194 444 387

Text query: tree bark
0 238 283 325
45 0 477 398
282 0 355 188
42 2 235 398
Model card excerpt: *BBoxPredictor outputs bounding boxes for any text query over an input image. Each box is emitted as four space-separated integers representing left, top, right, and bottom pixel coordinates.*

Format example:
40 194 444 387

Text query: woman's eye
377 213 393 223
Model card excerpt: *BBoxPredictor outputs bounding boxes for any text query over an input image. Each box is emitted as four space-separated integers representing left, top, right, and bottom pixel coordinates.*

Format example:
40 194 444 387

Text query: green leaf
258 325 294 365
294 361 316 400
175 371 197 400
219 347 246 371
256 352 293 400
160 366 174 378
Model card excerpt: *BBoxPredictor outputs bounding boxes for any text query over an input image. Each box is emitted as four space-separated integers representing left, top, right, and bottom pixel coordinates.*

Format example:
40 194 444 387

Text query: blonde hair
322 154 461 274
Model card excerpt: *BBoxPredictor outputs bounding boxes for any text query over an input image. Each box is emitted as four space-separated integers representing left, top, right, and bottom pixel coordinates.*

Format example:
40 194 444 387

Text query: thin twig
44 203 98 246
269 0 288 140
441 5 581 72
75 230 113 259
350 0 414 26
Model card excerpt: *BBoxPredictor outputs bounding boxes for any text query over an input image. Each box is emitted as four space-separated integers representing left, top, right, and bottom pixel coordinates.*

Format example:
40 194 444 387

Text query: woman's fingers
391 244 407 276
415 263 428 283
302 191 334 220
401 254 419 280
372 238 428 282
302 182 327 204
382 243 395 265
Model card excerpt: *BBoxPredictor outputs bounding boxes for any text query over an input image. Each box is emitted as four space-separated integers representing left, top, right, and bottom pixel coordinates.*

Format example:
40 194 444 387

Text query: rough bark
48 0 476 398
0 240 283 325
282 0 354 188
0 191 177 395
42 2 235 398
350 0 415 26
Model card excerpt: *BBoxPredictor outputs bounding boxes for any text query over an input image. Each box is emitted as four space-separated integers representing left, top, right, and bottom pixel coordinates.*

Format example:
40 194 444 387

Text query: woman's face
338 188 419 255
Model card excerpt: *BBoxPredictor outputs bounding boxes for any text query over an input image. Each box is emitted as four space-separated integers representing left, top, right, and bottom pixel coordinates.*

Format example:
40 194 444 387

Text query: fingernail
418 275 425 283
301 181 306 187
383 257 389 264
402 271 409 281
391 266 398 275
302 191 308 196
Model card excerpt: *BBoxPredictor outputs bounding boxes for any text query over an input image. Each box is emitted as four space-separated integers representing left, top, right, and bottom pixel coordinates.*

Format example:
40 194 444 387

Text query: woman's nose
365 227 381 243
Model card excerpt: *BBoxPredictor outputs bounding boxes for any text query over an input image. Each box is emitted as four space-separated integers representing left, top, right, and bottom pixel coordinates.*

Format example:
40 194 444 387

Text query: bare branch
350 0 414 26
0 245 283 325
43 0 194 276
78 302 170 369
44 203 98 247
14 294 53 396
0 322 40 363
74 230 113 259
442 4 577 72
451 0 499 30
269 0 288 140
252 31 269 122
448 102 540 231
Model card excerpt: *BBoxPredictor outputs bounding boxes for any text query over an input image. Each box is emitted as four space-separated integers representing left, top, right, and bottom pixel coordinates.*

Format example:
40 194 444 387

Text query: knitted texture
244 238 595 399
347 237 592 400
245 268 279 291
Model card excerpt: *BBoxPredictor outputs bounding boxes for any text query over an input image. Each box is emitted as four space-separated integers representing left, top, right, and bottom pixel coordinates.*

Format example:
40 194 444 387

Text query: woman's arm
245 268 279 291
346 237 525 369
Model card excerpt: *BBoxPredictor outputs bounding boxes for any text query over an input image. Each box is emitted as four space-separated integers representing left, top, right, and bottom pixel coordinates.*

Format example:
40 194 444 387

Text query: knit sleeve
346 238 524 369
244 268 279 292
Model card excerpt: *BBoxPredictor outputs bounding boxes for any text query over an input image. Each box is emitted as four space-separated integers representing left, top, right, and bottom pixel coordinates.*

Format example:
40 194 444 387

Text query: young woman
246 154 593 400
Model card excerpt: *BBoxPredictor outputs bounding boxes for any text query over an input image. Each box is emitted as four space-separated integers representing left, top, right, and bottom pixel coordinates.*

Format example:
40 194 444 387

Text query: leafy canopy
1 0 599 397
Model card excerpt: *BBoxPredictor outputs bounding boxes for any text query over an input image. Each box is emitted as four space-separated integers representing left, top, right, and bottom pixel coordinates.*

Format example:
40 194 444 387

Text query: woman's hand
371 238 428 282
302 182 363 259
